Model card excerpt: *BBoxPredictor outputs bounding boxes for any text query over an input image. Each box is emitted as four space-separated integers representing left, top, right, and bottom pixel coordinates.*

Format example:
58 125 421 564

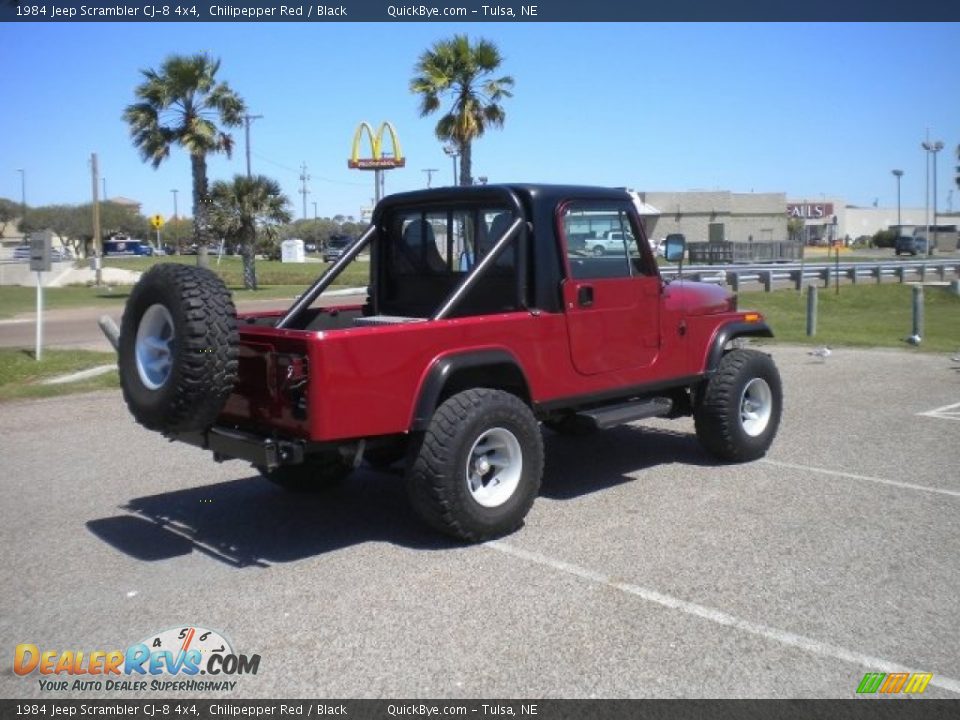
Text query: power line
251 152 368 186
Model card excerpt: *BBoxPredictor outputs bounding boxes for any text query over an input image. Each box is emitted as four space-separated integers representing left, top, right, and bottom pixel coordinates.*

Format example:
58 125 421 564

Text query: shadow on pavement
540 424 719 500
87 468 454 568
87 425 722 568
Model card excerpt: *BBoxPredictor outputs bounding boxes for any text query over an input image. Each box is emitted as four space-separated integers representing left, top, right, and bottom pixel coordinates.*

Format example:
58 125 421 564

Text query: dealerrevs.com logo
14 626 260 692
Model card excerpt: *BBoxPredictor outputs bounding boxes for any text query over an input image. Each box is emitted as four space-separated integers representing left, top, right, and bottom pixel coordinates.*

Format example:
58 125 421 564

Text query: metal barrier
662 259 960 292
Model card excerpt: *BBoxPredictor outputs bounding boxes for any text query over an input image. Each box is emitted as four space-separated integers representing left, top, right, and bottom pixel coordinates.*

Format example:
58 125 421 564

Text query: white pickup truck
585 230 635 256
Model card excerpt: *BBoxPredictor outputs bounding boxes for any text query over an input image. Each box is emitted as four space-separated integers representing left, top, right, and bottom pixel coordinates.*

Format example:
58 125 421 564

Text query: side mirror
664 235 686 263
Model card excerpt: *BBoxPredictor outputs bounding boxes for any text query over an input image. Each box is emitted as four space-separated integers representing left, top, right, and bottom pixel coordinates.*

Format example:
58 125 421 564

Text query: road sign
151 214 164 230
30 232 52 272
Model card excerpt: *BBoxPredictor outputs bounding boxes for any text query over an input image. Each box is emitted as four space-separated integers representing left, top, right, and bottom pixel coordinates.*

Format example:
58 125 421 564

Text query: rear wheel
592 245 605 257
694 349 782 462
407 389 544 542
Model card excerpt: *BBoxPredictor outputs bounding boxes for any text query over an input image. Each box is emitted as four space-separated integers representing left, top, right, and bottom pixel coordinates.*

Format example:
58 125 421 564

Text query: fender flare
410 349 531 432
704 321 773 375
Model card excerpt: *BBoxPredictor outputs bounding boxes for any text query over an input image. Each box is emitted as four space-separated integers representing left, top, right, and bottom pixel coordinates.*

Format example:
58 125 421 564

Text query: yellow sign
150 214 164 230
348 121 405 170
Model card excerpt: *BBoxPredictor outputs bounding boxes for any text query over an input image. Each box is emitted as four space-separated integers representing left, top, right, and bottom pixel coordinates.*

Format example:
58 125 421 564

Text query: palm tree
411 35 514 187
208 175 292 290
124 54 245 266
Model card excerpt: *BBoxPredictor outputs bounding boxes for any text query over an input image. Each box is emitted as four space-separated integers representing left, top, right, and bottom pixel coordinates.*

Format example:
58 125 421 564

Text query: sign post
29 232 52 362
151 214 164 252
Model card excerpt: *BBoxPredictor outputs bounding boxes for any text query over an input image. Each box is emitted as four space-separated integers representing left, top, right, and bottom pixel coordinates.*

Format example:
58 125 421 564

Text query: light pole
312 201 318 220
171 189 179 220
922 139 944 255
16 168 26 220
422 168 438 188
102 177 107 201
443 145 459 186
891 169 903 227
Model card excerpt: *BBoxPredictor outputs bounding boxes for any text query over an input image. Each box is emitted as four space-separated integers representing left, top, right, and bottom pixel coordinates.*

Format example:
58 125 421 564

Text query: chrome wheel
135 303 175 390
465 427 523 508
739 378 772 437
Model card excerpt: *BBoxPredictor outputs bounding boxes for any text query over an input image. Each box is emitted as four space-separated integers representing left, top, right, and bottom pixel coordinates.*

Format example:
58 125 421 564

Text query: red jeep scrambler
117 185 782 541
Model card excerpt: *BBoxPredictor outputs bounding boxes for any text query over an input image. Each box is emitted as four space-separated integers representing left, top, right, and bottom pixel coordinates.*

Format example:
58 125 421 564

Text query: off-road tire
119 263 238 434
407 388 544 542
259 453 352 492
694 349 782 462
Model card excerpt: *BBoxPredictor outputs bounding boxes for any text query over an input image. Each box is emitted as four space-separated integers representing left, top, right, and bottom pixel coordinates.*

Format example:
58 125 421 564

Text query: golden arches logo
348 121 405 170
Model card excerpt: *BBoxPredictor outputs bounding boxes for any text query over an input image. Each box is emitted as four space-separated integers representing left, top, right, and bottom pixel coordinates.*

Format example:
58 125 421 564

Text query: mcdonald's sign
348 121 405 170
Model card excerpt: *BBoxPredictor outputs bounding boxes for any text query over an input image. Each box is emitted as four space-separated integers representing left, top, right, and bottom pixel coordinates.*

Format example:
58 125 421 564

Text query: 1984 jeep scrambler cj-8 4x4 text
117 185 782 541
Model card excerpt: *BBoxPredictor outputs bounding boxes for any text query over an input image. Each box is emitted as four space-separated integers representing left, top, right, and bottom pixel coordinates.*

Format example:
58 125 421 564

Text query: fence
687 241 804 264
662 259 960 292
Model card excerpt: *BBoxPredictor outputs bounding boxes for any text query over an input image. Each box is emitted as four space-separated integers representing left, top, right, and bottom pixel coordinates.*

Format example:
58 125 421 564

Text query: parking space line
486 540 960 695
917 401 960 422
760 459 960 499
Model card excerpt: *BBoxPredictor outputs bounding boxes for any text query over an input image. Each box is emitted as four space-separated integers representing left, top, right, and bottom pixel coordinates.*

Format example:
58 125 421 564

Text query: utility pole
422 168 438 188
299 162 310 220
102 177 107 202
312 201 318 220
16 168 26 221
90 153 102 286
243 113 263 178
171 189 179 220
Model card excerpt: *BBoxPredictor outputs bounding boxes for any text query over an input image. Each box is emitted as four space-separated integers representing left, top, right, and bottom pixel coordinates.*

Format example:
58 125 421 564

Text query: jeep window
379 205 520 318
561 204 639 280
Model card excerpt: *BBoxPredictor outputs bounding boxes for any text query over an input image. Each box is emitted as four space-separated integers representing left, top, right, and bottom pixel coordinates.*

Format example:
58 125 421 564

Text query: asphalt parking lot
1 345 958 699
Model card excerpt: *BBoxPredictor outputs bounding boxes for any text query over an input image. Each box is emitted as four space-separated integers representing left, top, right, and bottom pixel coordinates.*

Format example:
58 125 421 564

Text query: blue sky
1 22 957 220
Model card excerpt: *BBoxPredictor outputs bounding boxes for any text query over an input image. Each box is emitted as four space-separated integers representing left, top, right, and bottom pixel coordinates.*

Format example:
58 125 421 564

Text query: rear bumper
168 426 305 470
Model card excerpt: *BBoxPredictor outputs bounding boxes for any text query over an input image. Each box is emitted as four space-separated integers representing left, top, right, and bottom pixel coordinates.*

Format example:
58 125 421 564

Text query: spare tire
118 263 239 433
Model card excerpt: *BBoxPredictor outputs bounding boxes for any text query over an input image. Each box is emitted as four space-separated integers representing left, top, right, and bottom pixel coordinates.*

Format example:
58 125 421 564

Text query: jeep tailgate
218 324 312 437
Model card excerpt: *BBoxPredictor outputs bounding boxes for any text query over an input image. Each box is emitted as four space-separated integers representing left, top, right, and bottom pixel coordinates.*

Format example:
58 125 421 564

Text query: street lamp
16 168 26 219
443 145 459 186
891 169 903 227
171 189 179 220
922 139 944 255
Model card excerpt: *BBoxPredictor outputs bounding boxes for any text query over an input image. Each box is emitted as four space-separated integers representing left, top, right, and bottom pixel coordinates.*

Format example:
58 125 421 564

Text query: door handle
577 285 594 307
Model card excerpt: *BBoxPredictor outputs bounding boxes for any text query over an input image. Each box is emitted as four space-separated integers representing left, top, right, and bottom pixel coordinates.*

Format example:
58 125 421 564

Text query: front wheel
694 349 782 462
407 389 544 542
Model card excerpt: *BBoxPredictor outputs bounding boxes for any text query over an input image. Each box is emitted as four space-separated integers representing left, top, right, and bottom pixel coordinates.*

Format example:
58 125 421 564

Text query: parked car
322 235 353 263
586 230 636 256
304 242 318 253
104 239 154 257
895 235 929 256
114 184 781 543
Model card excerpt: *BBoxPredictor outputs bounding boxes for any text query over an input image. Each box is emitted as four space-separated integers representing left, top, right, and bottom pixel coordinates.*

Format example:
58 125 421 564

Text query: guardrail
660 259 960 292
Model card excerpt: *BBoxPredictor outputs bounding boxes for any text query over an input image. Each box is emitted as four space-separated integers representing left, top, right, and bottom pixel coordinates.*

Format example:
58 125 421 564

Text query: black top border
2 0 959 22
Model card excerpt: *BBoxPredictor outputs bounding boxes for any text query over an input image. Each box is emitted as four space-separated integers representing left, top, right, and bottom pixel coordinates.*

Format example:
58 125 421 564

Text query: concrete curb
41 364 116 385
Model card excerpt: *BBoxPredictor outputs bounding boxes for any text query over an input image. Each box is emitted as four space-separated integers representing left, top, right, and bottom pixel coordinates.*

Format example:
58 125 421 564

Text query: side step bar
577 397 673 430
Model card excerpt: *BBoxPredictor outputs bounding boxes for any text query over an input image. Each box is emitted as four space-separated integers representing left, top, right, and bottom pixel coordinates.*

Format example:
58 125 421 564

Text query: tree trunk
459 141 472 187
191 153 210 269
242 223 257 290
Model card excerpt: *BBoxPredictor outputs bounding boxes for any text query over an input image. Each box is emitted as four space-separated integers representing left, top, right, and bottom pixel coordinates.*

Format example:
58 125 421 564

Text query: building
634 190 788 245
786 199 953 245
